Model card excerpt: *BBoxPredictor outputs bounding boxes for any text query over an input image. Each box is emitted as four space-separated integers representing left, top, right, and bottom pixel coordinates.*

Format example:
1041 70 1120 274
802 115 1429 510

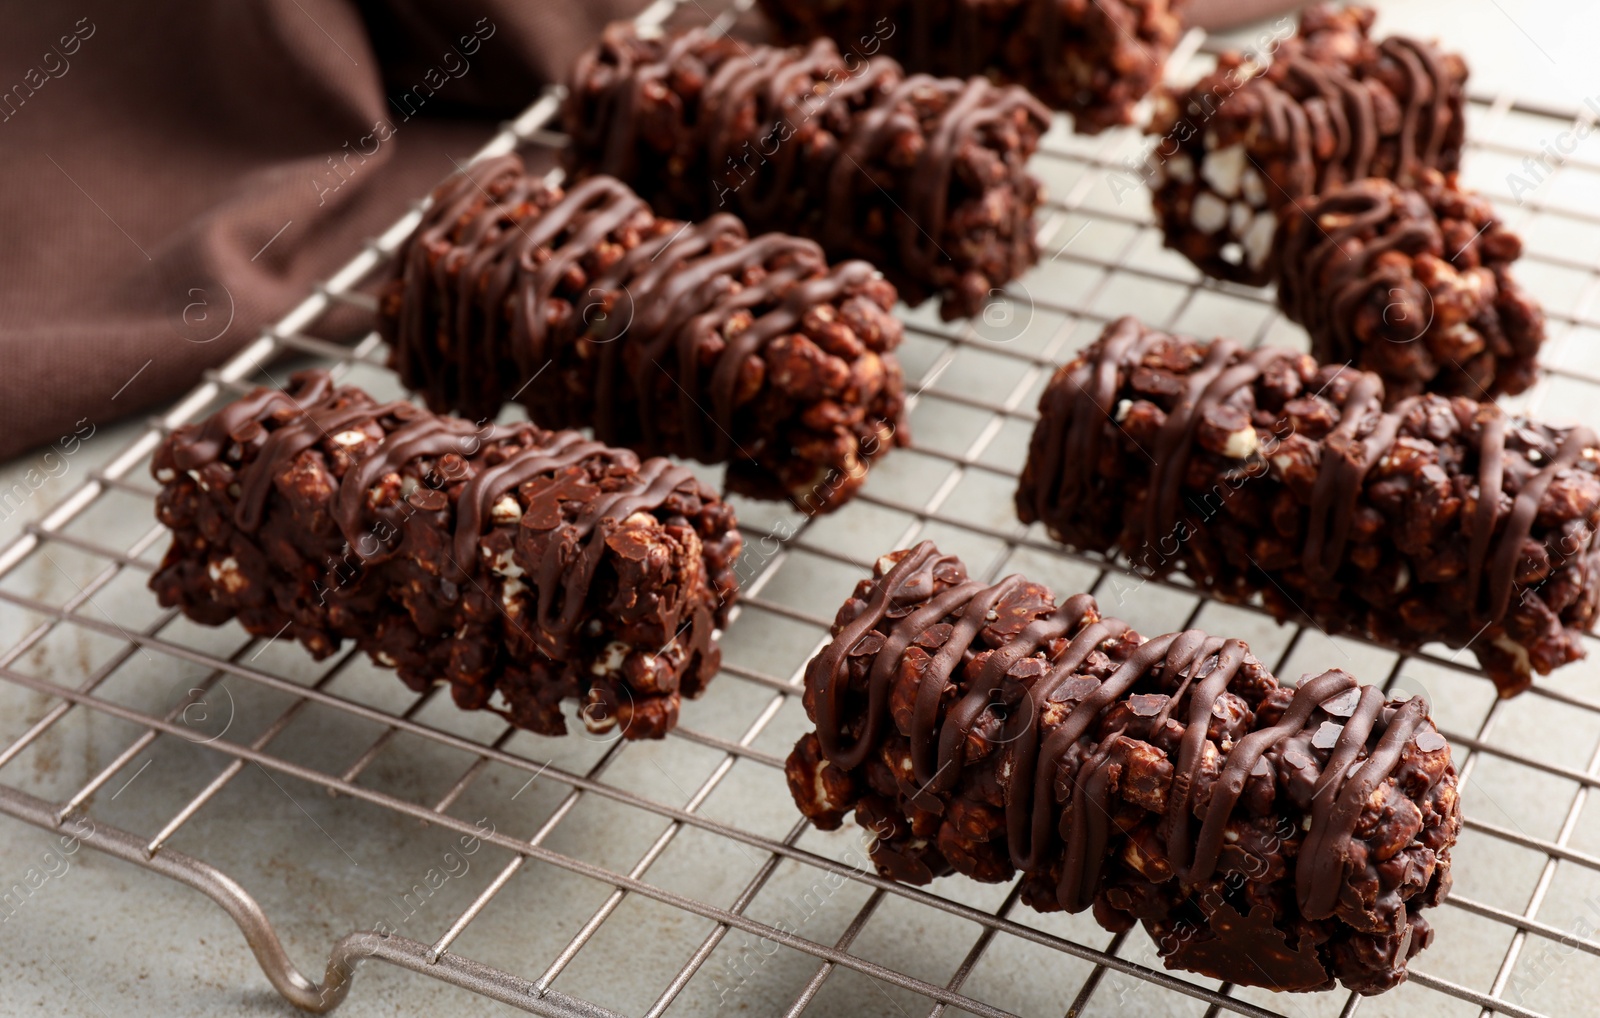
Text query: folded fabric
0 0 648 462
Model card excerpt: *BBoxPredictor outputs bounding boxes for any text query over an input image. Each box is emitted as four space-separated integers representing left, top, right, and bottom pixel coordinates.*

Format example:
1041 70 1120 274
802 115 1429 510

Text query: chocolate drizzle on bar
1017 317 1600 695
394 158 846 456
1278 181 1433 361
755 0 1186 134
1276 171 1545 402
1030 319 1593 634
811 542 1412 915
178 372 711 649
1149 5 1468 285
1258 34 1456 196
562 24 1050 318
382 155 908 512
791 542 1459 992
154 371 742 738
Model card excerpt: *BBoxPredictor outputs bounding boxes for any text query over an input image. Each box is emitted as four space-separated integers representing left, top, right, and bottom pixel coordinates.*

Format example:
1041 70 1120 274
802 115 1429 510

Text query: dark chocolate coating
1016 317 1600 696
380 155 908 513
1276 169 1545 403
1149 4 1467 285
786 542 1459 994
754 0 1187 135
561 24 1050 319
150 371 743 739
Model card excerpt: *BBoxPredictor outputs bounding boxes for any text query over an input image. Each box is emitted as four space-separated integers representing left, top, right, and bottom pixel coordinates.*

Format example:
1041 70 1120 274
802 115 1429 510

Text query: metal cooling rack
4 2 1600 1015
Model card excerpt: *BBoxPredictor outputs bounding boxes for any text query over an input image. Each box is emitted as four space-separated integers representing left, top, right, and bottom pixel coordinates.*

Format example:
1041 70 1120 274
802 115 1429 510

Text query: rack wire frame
4 3 1600 1015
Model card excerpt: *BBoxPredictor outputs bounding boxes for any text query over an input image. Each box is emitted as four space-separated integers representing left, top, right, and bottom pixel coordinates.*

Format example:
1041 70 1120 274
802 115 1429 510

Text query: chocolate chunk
1284 746 1316 771
754 0 1187 135
561 24 1050 319
784 542 1460 994
1322 688 1362 717
1149 5 1467 285
1312 721 1344 750
1130 693 1169 717
406 488 448 512
380 155 908 514
1277 170 1545 403
150 371 743 740
1017 316 1600 697
850 630 888 657
1050 675 1101 703
1415 731 1449 753
1009 656 1050 680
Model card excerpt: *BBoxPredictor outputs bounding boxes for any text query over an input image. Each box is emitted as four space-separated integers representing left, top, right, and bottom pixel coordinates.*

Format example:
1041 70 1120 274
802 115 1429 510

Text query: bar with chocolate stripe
380 155 908 514
1016 317 1600 696
787 542 1459 993
151 371 742 739
754 0 1189 135
1148 5 1467 285
1276 169 1545 402
561 24 1050 319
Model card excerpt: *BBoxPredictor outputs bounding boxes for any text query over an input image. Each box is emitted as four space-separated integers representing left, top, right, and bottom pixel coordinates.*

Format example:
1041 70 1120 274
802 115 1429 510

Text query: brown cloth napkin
0 0 647 461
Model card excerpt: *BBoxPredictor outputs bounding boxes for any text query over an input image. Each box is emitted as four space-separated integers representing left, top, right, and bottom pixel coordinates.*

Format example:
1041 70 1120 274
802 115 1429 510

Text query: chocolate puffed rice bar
754 0 1188 135
1276 169 1545 403
561 24 1050 319
1017 317 1600 696
788 541 1460 993
381 156 908 514
1149 4 1466 285
151 371 742 739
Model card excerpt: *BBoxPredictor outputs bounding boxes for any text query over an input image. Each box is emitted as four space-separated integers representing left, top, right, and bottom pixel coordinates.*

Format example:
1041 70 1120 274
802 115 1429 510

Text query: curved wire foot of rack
0 784 626 1017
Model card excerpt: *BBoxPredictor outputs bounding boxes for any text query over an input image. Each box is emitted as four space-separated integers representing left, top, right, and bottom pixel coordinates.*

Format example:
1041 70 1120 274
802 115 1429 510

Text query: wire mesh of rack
5 2 1600 1016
